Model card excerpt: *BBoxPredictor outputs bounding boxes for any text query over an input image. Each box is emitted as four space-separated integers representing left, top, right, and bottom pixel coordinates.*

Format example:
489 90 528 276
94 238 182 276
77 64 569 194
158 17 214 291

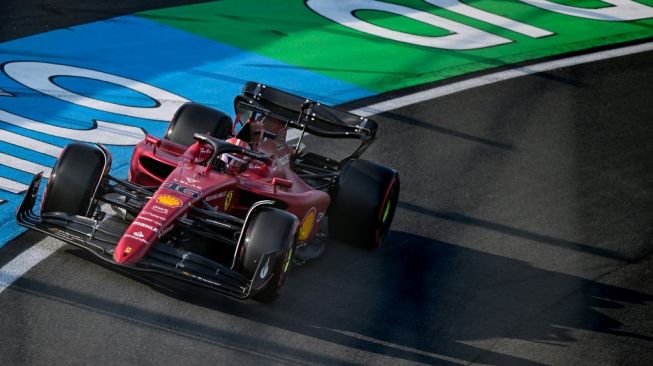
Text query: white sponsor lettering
159 225 174 238
3 62 189 120
306 0 510 49
205 191 227 201
133 221 159 232
133 231 144 238
517 0 653 21
135 216 162 227
425 0 551 37
150 206 168 215
307 0 653 49
126 234 148 244
142 211 167 221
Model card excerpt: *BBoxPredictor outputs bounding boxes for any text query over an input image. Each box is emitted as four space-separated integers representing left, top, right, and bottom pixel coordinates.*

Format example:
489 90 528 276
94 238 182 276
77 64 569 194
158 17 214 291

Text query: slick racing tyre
166 102 233 147
41 142 110 217
328 159 400 249
238 207 298 302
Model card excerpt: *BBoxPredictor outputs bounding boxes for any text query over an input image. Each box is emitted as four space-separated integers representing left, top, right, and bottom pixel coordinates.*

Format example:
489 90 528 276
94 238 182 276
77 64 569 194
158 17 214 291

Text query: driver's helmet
220 137 249 173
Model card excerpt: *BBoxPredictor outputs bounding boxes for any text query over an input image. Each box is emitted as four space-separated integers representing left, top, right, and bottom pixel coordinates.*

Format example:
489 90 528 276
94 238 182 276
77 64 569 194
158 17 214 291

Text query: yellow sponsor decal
224 191 233 211
155 194 182 208
298 208 316 242
124 247 132 255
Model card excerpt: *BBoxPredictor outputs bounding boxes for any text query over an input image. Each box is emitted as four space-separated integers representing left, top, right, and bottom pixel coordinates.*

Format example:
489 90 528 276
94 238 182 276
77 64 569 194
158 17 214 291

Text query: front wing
16 173 273 300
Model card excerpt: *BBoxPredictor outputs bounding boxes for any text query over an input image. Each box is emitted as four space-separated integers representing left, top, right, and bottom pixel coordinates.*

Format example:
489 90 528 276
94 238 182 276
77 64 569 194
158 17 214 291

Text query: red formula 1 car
16 82 400 301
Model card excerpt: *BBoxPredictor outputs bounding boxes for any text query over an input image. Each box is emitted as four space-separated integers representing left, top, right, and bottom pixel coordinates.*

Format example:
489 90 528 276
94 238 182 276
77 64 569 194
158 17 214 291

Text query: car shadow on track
45 227 653 366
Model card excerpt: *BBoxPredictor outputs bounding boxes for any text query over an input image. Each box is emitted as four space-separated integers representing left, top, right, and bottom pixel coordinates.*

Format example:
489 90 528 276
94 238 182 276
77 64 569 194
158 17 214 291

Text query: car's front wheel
41 142 110 217
237 207 298 302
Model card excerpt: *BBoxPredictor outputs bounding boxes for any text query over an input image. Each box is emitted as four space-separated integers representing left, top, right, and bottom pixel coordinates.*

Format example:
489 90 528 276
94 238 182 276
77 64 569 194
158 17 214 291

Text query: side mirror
145 135 161 153
145 135 161 146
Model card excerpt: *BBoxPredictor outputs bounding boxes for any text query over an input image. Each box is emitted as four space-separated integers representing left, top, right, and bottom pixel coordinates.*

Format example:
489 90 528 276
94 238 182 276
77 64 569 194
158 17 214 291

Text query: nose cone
114 228 154 264
114 239 141 264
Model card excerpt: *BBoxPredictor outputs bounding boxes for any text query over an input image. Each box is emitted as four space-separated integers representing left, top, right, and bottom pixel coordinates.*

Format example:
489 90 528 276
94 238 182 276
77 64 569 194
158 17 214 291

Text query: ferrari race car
16 82 400 301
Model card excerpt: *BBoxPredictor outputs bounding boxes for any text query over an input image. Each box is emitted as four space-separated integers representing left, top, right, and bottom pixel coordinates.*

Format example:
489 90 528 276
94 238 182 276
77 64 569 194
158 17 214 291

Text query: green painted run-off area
148 1 653 94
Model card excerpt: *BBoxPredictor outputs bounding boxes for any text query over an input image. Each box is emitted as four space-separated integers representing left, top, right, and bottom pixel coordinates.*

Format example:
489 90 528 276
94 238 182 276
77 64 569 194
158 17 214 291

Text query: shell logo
298 208 316 242
155 194 182 208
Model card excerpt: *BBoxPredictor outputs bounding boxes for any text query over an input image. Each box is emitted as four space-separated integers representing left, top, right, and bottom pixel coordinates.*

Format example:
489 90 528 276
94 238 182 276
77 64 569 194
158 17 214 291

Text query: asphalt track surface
0 0 212 43
1 3 653 366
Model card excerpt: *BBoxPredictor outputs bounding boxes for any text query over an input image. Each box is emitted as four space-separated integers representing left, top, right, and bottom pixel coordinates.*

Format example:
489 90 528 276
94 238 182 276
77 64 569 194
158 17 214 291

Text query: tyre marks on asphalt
3 39 653 296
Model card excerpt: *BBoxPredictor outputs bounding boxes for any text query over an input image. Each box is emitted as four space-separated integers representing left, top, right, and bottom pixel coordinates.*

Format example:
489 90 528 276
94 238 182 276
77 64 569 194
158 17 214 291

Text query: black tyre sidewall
238 207 298 301
166 102 233 147
41 143 109 217
328 159 399 248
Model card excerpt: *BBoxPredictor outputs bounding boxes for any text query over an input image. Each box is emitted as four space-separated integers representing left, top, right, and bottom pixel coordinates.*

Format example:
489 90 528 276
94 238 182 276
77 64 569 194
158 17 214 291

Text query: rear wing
234 82 378 162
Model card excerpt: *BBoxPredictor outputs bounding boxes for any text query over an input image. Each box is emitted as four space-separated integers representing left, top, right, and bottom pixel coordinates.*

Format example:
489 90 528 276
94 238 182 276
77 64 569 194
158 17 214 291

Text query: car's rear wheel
328 159 400 249
237 207 298 302
41 142 110 217
166 102 233 147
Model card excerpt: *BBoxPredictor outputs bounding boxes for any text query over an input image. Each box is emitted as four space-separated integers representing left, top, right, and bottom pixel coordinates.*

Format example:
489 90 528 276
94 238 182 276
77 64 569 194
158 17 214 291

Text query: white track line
2 40 653 295
0 240 64 293
349 41 653 117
